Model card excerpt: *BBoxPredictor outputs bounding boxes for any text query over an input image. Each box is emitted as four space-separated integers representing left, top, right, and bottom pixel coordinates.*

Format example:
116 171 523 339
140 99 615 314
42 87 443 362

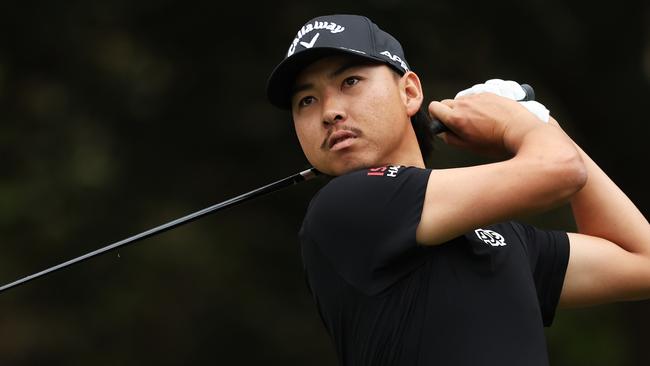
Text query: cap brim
265 48 396 110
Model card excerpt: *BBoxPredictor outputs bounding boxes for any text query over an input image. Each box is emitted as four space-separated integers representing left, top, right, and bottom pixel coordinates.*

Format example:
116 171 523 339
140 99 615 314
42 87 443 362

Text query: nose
322 94 346 128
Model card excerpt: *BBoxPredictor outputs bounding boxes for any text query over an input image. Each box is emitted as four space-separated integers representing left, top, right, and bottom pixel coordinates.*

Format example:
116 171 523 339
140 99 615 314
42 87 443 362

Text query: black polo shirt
299 165 569 366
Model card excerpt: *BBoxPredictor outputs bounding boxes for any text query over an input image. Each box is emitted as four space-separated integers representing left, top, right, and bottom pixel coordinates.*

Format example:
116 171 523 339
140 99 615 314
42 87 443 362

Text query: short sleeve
300 166 432 296
511 221 570 326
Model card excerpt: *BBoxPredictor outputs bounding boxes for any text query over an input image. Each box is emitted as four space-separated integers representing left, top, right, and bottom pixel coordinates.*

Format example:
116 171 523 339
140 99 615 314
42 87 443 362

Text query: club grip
429 83 535 135
520 83 535 101
429 118 448 135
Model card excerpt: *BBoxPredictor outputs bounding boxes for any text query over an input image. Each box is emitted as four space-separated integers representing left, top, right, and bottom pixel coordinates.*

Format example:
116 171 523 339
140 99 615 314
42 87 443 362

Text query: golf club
0 83 535 294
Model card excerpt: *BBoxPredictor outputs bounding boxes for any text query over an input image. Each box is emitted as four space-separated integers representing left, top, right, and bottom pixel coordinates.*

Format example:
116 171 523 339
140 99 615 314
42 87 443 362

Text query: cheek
357 88 405 135
294 120 322 157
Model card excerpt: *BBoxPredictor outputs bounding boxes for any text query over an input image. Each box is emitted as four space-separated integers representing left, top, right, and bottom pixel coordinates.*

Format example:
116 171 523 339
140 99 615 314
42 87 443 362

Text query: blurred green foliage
0 0 648 364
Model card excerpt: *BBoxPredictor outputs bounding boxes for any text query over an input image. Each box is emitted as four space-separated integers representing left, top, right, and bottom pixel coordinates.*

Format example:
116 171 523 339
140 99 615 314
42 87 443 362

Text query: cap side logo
380 51 409 72
287 21 346 56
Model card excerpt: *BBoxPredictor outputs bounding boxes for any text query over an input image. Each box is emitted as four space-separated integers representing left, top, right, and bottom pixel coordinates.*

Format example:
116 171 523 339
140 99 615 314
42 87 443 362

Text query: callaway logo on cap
266 14 410 109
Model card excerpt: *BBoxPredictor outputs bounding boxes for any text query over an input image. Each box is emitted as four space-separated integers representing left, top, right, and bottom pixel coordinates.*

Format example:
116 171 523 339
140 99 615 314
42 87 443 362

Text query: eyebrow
290 61 366 99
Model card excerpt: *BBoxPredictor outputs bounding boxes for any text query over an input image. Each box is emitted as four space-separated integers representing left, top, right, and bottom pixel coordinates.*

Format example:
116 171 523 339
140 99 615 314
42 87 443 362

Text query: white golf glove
455 78 550 123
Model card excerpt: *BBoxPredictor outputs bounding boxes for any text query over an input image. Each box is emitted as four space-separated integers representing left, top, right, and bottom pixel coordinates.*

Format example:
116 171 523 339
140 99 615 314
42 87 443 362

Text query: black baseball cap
266 14 410 109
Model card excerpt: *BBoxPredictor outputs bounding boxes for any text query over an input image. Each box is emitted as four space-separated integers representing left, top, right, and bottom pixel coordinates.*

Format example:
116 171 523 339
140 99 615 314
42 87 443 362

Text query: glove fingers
454 79 549 123
456 79 524 100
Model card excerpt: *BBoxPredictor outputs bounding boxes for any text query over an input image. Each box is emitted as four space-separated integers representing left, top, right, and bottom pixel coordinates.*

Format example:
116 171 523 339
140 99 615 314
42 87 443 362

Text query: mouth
328 130 358 151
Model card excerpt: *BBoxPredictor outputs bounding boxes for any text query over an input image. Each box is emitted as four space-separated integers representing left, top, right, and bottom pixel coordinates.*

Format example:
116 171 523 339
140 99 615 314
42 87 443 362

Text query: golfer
266 14 650 365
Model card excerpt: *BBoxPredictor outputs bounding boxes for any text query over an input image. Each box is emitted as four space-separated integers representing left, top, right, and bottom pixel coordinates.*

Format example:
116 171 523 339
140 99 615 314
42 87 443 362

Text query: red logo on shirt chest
367 165 401 177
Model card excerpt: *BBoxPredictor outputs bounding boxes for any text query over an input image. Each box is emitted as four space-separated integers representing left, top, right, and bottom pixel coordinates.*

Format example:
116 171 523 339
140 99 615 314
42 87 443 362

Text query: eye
343 76 361 88
297 95 316 108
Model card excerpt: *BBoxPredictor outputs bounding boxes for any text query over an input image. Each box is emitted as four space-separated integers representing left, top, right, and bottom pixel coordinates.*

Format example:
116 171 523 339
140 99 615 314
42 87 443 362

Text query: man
265 14 650 365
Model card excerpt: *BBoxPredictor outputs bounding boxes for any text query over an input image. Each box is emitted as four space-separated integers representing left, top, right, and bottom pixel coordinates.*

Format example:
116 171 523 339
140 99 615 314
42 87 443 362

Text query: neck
383 124 426 169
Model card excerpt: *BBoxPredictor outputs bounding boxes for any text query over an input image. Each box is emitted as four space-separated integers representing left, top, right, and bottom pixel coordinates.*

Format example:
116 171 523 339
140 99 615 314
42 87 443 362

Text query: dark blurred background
0 0 648 365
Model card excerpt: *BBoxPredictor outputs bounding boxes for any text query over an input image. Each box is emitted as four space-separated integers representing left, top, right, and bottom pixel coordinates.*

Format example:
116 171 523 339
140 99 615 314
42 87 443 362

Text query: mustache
321 125 364 150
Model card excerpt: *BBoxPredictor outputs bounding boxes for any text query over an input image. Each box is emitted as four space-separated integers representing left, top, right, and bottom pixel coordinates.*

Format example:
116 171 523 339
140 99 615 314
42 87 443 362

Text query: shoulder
308 165 431 209
302 165 431 230
316 165 431 197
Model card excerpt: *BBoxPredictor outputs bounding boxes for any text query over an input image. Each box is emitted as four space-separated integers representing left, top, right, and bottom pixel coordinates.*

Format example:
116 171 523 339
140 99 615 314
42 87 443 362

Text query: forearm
570 144 650 255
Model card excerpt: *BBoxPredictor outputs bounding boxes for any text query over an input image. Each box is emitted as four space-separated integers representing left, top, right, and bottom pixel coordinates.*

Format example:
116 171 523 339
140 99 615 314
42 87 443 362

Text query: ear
400 71 424 117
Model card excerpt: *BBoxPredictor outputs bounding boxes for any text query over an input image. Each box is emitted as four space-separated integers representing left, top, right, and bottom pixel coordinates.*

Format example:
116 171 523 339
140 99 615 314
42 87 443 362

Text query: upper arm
416 156 583 246
559 232 650 308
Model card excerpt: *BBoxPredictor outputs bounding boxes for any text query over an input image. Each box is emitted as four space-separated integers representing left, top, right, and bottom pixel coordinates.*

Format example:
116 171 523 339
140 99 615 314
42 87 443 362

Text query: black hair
410 104 435 166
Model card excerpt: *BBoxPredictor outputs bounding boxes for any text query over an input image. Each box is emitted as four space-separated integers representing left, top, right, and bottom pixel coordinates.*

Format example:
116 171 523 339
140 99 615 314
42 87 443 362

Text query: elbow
553 147 588 200
568 150 588 193
529 145 587 208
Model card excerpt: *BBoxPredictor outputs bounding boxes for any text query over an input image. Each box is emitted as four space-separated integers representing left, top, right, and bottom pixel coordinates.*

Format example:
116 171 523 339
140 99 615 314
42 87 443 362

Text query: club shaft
0 168 321 293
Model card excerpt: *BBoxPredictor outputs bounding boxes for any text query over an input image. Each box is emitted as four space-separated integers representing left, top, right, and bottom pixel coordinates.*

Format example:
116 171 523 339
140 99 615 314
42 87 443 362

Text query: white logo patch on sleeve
474 229 507 247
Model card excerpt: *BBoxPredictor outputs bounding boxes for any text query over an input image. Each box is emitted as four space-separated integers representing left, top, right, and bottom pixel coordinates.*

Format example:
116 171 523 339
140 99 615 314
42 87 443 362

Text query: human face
291 55 421 176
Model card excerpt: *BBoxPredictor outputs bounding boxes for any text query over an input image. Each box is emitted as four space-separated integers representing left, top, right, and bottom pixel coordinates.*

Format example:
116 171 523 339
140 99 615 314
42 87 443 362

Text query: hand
428 92 543 158
456 79 550 123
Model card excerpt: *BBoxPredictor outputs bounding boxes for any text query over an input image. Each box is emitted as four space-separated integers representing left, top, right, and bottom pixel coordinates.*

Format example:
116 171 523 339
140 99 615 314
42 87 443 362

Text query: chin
318 158 377 176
